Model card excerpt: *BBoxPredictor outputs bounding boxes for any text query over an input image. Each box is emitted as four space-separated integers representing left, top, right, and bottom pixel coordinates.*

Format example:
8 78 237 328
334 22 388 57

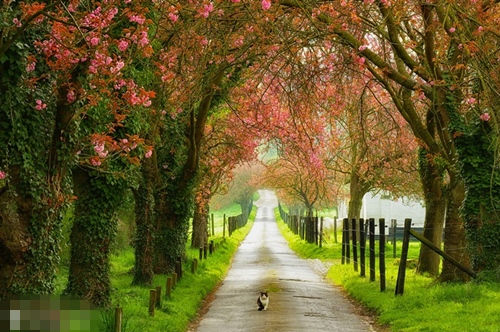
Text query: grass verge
275 209 500 332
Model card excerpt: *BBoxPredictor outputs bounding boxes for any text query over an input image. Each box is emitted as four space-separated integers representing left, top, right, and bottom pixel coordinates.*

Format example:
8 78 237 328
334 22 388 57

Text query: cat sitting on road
257 292 269 311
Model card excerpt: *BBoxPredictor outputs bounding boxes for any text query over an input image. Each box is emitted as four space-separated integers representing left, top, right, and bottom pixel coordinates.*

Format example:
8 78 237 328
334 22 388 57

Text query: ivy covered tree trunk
132 158 156 286
417 150 446 276
65 168 125 308
441 172 468 282
191 201 208 249
153 188 191 274
0 180 63 299
456 122 500 276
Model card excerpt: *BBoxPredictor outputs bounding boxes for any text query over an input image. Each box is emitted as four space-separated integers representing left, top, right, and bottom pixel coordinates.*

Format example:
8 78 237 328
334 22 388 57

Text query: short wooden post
395 219 412 296
172 272 177 289
319 217 324 248
341 218 346 265
334 217 338 243
344 218 350 264
211 213 215 237
175 261 181 281
177 256 183 279
191 260 196 273
115 307 122 332
149 290 156 316
155 286 162 308
352 218 358 272
209 240 214 255
223 214 226 238
359 218 366 277
204 244 208 259
166 277 173 298
199 247 203 261
379 219 386 292
369 218 376 282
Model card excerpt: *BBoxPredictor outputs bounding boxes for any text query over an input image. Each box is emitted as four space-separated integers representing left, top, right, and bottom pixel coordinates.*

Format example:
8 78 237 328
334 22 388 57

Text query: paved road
194 190 374 332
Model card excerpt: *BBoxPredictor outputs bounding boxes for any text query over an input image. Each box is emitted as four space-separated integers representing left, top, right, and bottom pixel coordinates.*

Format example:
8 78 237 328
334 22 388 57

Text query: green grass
275 209 500 332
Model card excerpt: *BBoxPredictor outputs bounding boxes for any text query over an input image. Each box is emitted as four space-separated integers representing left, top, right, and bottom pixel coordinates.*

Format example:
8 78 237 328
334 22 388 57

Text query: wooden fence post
395 218 412 296
344 218 350 264
391 219 397 258
175 260 181 281
352 218 358 272
191 260 196 274
156 286 162 308
379 218 386 292
223 214 226 238
319 217 323 248
369 218 376 282
172 272 177 289
166 277 172 298
149 290 156 316
359 218 366 277
115 307 122 332
341 218 346 265
210 240 214 255
204 244 208 259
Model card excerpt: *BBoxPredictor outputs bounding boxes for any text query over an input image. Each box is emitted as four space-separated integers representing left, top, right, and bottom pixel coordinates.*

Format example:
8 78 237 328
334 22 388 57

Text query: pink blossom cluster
118 39 129 51
12 18 22 27
480 113 490 122
129 15 146 25
0 171 6 179
168 6 179 22
262 0 271 10
35 100 47 110
88 51 113 74
83 6 118 29
26 62 36 72
199 2 214 18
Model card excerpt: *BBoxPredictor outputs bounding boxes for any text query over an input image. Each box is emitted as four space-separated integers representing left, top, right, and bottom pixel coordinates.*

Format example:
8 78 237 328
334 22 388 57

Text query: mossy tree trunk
65 168 125 308
191 201 208 249
132 157 156 286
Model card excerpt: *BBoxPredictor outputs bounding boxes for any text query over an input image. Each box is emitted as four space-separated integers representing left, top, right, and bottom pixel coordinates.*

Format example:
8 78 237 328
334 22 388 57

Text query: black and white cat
257 292 269 311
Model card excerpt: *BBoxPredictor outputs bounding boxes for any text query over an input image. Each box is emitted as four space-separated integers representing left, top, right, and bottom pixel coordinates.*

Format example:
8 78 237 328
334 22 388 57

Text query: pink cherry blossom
90 37 99 46
94 143 105 153
168 13 179 22
118 40 129 51
122 138 129 144
478 26 484 32
0 171 6 179
12 18 22 27
26 62 36 72
449 27 456 33
358 45 367 51
90 157 102 166
262 0 271 10
480 113 490 122
35 100 47 110
145 150 153 158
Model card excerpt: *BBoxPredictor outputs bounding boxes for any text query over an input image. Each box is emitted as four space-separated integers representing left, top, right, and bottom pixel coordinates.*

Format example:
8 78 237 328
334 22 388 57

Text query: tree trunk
191 201 208 249
132 159 156 286
441 172 469 282
65 168 125 308
348 171 369 241
0 182 33 298
417 150 446 276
